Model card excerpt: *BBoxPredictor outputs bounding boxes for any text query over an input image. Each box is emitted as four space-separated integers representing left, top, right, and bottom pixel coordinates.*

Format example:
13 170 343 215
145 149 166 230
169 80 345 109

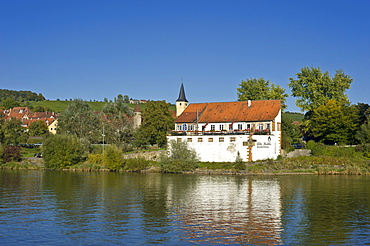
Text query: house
2 107 58 134
167 84 282 162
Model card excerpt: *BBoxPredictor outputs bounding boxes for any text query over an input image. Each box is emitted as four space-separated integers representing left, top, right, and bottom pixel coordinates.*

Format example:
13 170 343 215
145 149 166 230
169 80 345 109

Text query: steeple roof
176 83 188 102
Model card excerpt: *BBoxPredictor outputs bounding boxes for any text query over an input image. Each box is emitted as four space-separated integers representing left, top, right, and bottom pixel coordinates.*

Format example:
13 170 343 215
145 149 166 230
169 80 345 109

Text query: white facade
168 132 281 162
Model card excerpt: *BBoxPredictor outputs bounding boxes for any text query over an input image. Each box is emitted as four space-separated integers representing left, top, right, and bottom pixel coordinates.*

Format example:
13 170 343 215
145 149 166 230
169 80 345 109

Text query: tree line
237 66 370 157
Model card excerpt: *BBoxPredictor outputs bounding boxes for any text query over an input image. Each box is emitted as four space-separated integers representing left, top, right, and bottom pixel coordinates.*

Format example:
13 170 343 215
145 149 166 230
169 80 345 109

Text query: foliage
138 100 175 148
102 95 134 146
103 145 124 170
354 103 370 126
124 157 151 171
307 141 361 159
87 153 104 165
160 140 199 173
309 100 357 145
43 134 87 169
0 89 44 103
282 113 302 150
233 151 245 172
237 78 288 109
57 99 101 143
33 105 53 112
1 118 28 145
28 120 49 136
1 145 22 163
1 98 20 109
288 67 353 112
356 121 370 157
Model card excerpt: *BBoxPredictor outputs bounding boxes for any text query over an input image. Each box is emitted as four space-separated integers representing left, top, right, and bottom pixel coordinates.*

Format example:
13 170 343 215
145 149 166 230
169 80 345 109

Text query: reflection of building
167 177 282 244
168 84 282 162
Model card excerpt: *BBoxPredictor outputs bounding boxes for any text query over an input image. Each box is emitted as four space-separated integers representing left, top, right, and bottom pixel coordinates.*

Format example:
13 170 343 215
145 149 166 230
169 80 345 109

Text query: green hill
285 112 304 122
26 100 176 113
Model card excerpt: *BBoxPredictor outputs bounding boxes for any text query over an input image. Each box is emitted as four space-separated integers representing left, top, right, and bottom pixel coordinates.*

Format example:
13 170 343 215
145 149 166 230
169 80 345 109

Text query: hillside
26 100 176 113
285 112 304 122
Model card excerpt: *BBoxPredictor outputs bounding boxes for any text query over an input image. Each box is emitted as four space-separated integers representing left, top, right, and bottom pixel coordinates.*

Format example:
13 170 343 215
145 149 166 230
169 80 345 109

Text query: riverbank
2 154 370 175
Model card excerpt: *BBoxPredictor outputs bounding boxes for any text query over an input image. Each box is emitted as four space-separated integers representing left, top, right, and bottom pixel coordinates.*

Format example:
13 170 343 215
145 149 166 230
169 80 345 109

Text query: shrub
43 134 87 169
87 153 103 165
124 157 150 171
1 145 22 163
160 140 199 173
103 145 124 171
233 151 245 172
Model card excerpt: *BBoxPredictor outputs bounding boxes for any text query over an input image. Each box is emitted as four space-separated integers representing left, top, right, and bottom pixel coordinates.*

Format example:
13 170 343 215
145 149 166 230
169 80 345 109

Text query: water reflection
166 176 282 244
1 170 370 245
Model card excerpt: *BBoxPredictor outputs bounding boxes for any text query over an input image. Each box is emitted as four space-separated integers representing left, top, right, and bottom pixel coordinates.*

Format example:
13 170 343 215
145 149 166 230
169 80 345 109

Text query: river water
1 170 370 245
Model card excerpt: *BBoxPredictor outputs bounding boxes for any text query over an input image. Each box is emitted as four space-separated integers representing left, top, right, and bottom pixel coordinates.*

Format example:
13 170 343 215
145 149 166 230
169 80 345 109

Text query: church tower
176 83 188 117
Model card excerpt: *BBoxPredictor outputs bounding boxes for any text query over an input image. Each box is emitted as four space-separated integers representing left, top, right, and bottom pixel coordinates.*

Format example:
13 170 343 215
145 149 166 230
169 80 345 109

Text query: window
177 138 182 142
229 124 233 130
247 124 251 130
238 124 242 130
230 137 236 142
219 125 224 131
211 125 215 131
219 137 224 142
187 138 192 142
183 124 187 131
243 141 248 146
208 138 213 142
188 125 194 131
177 125 182 131
258 123 264 130
266 123 271 130
198 138 203 142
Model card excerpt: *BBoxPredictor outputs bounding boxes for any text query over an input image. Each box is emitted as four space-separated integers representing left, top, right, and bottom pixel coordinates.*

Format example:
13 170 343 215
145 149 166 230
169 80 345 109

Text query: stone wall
123 150 165 161
285 149 311 158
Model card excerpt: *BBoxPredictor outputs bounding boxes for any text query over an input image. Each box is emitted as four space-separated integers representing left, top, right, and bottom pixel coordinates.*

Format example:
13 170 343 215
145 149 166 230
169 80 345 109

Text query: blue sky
1 0 369 112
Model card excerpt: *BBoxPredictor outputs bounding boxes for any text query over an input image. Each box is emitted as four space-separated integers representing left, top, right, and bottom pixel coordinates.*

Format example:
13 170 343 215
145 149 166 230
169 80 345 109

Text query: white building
167 84 282 162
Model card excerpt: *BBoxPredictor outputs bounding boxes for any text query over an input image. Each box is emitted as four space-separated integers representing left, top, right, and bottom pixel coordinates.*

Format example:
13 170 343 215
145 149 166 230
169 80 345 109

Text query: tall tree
28 120 49 136
2 118 28 145
135 100 174 148
309 100 357 145
289 67 353 112
237 78 288 109
102 95 134 146
57 99 101 143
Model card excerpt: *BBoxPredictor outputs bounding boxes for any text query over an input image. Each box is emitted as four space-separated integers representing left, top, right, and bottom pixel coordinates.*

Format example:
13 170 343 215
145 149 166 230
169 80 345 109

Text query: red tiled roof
175 100 281 123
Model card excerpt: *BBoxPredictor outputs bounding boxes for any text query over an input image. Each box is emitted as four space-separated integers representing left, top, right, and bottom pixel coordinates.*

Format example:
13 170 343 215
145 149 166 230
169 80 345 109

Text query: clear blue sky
1 0 369 112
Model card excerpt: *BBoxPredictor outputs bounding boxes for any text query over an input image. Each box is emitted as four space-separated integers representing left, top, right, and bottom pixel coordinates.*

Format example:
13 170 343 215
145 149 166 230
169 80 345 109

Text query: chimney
248 100 251 108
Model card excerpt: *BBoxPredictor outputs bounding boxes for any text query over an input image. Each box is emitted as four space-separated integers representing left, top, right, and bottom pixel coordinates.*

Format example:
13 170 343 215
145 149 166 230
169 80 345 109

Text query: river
1 170 370 245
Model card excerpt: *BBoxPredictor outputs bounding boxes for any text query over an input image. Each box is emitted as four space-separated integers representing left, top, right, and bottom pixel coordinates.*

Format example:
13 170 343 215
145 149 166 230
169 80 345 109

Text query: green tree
103 145 124 170
138 100 174 147
102 95 134 146
237 78 288 109
1 98 20 109
282 113 302 150
160 140 199 173
2 118 28 145
124 95 130 103
309 100 357 145
57 99 101 143
28 120 49 136
289 67 353 112
355 121 370 157
43 134 87 169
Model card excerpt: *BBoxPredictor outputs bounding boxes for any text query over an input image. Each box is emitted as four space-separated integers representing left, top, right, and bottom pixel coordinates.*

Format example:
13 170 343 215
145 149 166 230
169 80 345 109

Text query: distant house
2 107 58 134
167 84 282 162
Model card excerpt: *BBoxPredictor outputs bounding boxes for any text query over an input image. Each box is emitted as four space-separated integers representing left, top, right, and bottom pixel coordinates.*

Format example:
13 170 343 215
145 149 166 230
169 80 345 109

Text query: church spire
176 83 188 102
176 83 188 117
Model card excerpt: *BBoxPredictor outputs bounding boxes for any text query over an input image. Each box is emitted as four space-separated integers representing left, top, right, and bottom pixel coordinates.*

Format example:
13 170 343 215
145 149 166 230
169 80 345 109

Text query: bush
1 145 22 163
87 153 103 165
160 140 199 173
103 145 124 170
43 134 87 169
233 151 245 172
124 157 150 171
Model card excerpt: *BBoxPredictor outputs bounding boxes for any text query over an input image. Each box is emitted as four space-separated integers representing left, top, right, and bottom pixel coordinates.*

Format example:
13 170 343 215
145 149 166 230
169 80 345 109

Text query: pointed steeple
176 83 188 102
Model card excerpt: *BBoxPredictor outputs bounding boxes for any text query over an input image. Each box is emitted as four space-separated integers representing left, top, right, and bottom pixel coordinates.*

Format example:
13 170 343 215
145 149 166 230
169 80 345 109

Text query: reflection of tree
280 175 370 245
